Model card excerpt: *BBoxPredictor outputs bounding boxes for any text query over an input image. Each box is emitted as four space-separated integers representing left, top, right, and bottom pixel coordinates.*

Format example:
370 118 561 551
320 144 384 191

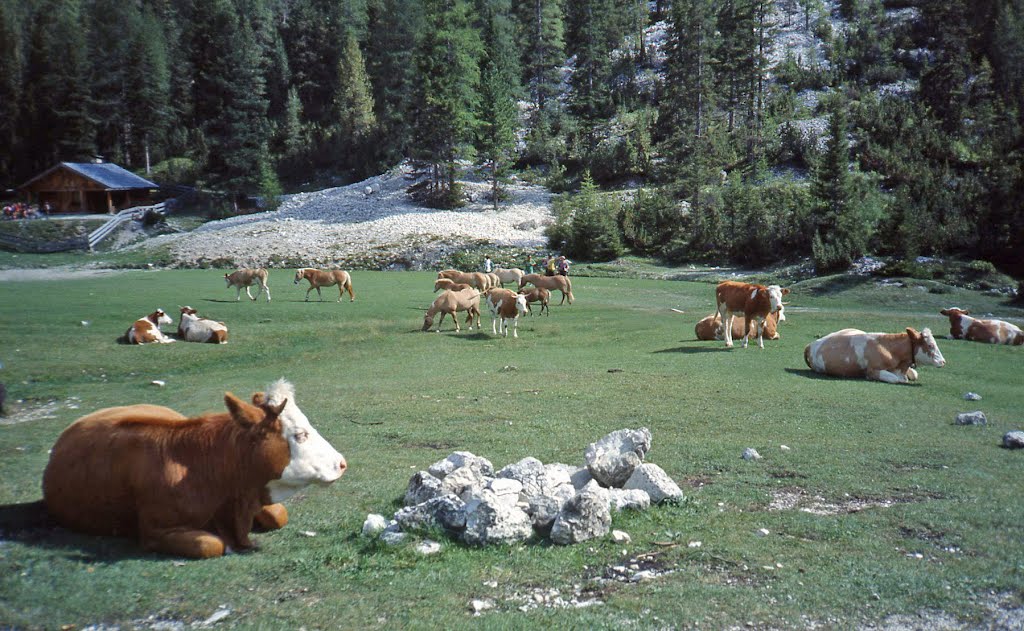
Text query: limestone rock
585 428 651 488
1003 430 1024 449
550 486 612 545
955 411 987 426
361 513 389 537
428 451 495 479
486 477 524 508
497 457 546 497
404 470 443 506
440 466 489 501
394 494 467 533
623 463 683 504
463 491 534 546
525 484 576 533
608 488 651 512
742 448 762 461
415 540 442 555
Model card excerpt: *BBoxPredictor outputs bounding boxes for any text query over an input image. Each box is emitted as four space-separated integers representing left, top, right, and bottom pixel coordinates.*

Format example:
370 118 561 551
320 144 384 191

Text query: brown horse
423 287 481 333
437 269 492 291
518 273 574 305
294 268 355 302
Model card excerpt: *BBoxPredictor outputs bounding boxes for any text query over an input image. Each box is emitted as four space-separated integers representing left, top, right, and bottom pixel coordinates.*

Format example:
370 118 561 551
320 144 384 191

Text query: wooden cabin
18 162 158 214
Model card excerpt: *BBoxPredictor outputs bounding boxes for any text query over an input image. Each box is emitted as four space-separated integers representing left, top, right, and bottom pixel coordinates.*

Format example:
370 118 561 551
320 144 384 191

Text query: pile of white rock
362 428 683 547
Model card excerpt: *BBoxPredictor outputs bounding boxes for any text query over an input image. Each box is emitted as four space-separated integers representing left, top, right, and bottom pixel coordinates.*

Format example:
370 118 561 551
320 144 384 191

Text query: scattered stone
80 320 90 327
756 528 770 537
780 445 791 452
361 514 388 537
742 448 762 461
428 451 494 479
463 492 534 546
500 365 517 372
404 470 442 506
415 539 442 555
394 494 467 533
150 380 166 387
608 488 651 512
550 486 611 545
623 463 683 504
964 392 982 401
380 528 408 546
688 541 702 548
1003 431 1024 449
611 530 631 544
585 427 652 488
955 411 987 426
298 530 316 537
470 599 494 616
200 607 231 626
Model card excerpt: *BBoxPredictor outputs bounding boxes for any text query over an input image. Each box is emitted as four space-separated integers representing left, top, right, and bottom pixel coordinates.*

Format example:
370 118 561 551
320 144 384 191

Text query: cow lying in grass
225 268 271 302
294 268 355 302
695 311 780 342
519 273 574 305
177 306 228 344
715 280 789 349
42 379 346 558
484 288 529 338
125 309 175 344
804 327 946 384
939 308 1024 345
518 287 550 316
423 287 481 333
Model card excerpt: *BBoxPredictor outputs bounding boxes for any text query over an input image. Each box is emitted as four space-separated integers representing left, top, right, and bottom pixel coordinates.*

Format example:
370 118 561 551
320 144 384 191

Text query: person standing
524 254 535 274
557 255 570 276
483 255 493 273
545 256 557 276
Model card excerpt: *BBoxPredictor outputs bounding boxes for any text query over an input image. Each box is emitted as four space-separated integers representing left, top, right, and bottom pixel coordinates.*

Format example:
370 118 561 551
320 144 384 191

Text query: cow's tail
803 343 813 369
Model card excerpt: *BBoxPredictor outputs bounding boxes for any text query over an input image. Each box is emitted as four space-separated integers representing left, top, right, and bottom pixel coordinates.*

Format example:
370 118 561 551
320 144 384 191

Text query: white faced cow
939 308 1024 345
126 309 175 344
715 281 789 349
804 327 946 384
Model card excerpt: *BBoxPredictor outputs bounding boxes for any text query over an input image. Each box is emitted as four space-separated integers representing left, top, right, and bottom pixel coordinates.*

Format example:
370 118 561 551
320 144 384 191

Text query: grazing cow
423 287 481 333
294 268 355 302
42 379 347 558
484 288 529 338
715 281 789 349
225 268 271 302
125 309 175 344
494 267 524 287
518 287 551 316
177 306 228 344
939 308 1024 345
519 273 574 305
434 278 472 293
804 327 946 384
437 269 491 291
695 311 780 342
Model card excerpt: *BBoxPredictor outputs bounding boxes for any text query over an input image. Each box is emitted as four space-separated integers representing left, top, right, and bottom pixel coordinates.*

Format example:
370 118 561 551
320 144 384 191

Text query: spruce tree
565 0 617 122
0 0 23 184
511 0 565 134
476 0 520 210
125 6 171 174
366 0 422 164
333 30 377 160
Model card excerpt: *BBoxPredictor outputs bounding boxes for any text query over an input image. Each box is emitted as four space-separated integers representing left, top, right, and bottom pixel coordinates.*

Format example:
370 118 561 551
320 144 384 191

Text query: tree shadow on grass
0 500 154 562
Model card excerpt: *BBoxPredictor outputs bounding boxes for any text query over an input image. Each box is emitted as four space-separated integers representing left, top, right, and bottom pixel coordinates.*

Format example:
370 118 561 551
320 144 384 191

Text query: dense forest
1 0 1022 273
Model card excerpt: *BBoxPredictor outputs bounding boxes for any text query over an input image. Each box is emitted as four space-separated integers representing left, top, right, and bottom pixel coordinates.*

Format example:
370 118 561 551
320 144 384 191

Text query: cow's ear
939 309 950 316
781 288 790 295
225 392 260 427
905 327 920 340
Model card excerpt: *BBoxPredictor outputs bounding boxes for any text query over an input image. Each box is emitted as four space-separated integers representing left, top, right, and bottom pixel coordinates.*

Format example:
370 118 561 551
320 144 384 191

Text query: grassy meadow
1 269 1022 629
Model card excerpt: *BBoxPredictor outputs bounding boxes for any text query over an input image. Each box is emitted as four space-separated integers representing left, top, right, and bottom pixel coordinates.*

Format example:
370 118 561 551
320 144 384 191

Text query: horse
518 273 574 305
294 268 355 302
423 287 481 333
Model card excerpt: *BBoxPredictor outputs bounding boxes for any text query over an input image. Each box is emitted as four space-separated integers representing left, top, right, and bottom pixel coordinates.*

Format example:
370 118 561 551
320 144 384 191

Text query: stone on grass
486 477 524 508
546 463 593 490
623 463 683 504
440 466 488 500
428 451 494 479
497 457 546 497
463 491 534 546
415 539 442 555
525 484 576 533
585 428 652 488
964 392 982 401
742 448 762 461
361 513 389 537
1003 431 1024 449
608 488 651 512
380 526 407 546
550 486 611 545
955 411 987 426
394 494 467 533
611 530 631 544
404 470 442 506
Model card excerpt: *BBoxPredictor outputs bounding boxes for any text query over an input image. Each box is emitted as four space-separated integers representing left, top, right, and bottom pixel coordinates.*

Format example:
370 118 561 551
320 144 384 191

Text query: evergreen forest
1 0 1022 274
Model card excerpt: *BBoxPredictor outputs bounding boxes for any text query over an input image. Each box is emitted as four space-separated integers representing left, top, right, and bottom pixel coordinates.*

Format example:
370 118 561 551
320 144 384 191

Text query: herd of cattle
44 269 1021 560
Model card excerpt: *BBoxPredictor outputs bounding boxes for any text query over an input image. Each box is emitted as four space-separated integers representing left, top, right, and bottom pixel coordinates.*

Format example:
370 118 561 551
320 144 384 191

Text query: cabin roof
20 162 158 191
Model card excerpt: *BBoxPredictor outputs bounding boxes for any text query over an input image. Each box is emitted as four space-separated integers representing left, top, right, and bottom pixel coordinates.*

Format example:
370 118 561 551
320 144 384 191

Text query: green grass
1 270 1022 629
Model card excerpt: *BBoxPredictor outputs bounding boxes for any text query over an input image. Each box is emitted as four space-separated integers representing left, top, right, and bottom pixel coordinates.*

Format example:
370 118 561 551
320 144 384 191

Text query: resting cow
42 380 346 558
125 309 175 344
939 308 1024 345
695 311 780 342
177 306 228 344
225 268 271 302
804 327 946 384
294 268 355 302
715 280 789 349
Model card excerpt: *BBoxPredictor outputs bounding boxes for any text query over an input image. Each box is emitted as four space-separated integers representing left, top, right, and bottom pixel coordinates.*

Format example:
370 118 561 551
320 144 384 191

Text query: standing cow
715 281 789 349
225 268 271 302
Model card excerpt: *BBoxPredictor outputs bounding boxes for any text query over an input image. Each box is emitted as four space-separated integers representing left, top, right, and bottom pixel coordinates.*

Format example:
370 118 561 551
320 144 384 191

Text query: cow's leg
253 503 289 531
511 318 518 338
870 369 908 384
906 367 919 381
245 286 256 301
144 527 227 559
720 306 735 348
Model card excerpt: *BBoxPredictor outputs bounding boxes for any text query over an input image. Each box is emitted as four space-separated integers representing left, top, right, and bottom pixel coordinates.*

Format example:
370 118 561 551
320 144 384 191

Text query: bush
619 187 679 255
546 173 624 262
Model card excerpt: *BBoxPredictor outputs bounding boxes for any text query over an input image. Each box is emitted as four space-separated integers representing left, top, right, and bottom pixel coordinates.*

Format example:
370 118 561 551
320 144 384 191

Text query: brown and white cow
225 268 271 302
804 327 946 384
939 308 1024 345
42 379 346 559
484 288 529 338
125 309 175 344
695 310 780 342
294 268 355 302
715 281 789 349
177 306 228 344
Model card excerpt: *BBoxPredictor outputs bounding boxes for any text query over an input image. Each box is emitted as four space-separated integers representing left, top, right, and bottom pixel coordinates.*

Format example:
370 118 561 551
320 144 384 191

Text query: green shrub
546 172 624 262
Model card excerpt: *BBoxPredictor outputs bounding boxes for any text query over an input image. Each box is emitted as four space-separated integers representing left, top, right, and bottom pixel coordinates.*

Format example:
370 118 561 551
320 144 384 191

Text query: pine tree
366 0 422 164
476 0 520 210
86 0 138 165
409 0 482 205
124 6 172 174
0 0 24 184
512 0 565 133
565 0 617 122
332 30 377 160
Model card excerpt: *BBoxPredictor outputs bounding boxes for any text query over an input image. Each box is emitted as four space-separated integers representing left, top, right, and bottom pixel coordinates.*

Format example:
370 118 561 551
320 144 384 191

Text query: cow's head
258 379 347 502
766 286 789 315
940 307 969 318
150 309 172 327
179 306 198 316
293 269 307 284
224 392 291 478
223 273 231 286
908 327 946 368
515 293 529 316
